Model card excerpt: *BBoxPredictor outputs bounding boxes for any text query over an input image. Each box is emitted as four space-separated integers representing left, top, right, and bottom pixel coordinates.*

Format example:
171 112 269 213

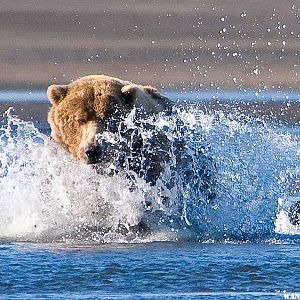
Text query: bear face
47 75 171 164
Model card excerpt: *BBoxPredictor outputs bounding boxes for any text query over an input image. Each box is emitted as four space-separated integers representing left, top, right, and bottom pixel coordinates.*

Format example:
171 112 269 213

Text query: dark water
1 90 300 299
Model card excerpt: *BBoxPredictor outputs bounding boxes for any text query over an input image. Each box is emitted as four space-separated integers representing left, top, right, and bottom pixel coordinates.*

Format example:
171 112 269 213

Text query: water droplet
253 67 260 75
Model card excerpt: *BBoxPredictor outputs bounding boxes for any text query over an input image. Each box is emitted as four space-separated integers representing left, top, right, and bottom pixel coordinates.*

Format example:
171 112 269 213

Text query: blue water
1 242 300 299
1 90 300 298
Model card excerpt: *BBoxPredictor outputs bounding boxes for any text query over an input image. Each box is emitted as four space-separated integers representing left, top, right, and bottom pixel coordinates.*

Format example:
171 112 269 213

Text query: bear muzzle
85 145 103 164
84 140 116 165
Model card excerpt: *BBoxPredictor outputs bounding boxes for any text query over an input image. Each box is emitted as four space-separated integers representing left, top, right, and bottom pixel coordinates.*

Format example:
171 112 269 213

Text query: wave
0 105 300 243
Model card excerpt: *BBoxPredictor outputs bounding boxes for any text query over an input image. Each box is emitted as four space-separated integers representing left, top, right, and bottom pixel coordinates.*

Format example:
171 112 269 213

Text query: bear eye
77 118 87 125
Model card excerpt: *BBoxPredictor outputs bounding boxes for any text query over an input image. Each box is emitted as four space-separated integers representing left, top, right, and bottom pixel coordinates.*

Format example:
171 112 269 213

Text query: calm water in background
1 242 300 299
1 90 300 299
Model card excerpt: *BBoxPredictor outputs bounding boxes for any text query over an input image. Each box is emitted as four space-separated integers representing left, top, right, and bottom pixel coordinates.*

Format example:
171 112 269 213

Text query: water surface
0 242 299 299
0 90 300 298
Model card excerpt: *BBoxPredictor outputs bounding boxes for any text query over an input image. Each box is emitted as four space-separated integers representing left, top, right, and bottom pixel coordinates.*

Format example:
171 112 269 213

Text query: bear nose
85 146 102 164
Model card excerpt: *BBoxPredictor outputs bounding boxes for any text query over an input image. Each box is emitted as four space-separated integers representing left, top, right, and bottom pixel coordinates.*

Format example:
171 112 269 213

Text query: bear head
47 74 171 164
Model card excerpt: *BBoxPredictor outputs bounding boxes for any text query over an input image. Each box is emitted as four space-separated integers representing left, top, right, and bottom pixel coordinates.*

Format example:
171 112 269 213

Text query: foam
1 106 300 243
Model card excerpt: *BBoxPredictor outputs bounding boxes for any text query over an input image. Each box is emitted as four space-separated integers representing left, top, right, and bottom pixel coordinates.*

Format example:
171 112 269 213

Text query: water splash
200 112 300 241
0 106 300 243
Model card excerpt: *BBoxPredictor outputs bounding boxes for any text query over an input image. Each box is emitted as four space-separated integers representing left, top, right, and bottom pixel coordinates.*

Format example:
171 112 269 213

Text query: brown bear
47 74 173 184
47 74 217 236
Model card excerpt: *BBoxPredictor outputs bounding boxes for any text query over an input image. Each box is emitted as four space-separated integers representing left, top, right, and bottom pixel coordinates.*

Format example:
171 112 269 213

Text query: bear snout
85 140 117 165
85 146 103 164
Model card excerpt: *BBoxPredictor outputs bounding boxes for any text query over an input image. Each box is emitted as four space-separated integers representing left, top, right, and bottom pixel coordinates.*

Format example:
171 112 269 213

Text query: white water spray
0 106 300 243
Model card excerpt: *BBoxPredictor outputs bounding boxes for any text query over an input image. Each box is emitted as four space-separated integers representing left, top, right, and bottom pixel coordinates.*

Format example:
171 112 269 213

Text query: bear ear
144 85 172 112
47 84 68 105
121 84 137 108
143 86 162 99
